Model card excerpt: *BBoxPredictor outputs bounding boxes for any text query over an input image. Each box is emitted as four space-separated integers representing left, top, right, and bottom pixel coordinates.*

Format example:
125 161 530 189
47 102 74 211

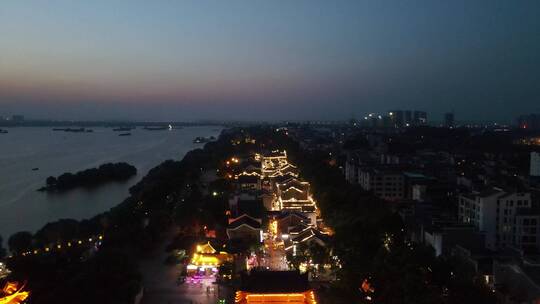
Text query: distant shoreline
0 121 230 128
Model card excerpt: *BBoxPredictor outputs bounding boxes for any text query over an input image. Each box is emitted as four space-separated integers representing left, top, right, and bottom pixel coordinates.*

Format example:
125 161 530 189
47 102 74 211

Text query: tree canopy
8 231 33 255
41 162 137 191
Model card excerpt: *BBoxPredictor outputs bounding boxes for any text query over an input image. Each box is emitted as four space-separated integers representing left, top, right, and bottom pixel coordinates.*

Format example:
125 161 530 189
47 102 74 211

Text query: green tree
0 235 6 259
46 176 57 187
34 219 80 246
372 244 443 304
307 242 330 265
218 261 233 281
8 231 33 254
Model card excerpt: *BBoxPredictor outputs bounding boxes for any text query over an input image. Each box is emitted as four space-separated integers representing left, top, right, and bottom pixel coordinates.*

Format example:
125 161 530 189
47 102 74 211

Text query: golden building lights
0 281 30 304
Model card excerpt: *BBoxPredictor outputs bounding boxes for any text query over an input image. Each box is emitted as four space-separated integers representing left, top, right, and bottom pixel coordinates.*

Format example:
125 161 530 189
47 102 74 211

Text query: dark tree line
41 162 137 191
0 235 6 259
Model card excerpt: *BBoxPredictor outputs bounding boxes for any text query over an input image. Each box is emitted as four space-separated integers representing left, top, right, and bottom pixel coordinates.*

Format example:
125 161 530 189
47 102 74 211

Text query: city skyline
1 1 539 121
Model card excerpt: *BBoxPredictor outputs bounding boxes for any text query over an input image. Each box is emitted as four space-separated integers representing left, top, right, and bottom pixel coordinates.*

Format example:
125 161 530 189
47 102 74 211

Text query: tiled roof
228 214 262 229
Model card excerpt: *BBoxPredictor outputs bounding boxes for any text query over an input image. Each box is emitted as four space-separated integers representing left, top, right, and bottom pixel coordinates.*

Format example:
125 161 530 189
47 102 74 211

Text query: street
139 228 229 304
261 238 288 270
260 220 289 271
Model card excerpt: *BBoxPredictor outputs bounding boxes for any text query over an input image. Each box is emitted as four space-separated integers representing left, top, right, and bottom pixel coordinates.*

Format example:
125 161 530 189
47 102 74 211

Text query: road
139 228 230 304
261 237 288 270
141 279 223 304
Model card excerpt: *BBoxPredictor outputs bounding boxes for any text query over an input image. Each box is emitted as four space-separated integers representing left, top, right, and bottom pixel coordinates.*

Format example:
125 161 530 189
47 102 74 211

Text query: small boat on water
143 126 168 131
32 168 39 171
119 133 131 136
113 127 132 132
53 128 92 133
65 128 85 132
0 129 8 134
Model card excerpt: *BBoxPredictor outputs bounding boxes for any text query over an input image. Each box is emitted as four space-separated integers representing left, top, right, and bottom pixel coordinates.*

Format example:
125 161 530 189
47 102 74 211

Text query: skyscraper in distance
388 110 404 127
413 111 427 125
445 112 455 127
404 111 412 126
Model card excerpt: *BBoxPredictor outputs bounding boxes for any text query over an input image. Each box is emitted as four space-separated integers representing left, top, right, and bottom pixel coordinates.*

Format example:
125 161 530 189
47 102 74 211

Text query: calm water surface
0 126 221 239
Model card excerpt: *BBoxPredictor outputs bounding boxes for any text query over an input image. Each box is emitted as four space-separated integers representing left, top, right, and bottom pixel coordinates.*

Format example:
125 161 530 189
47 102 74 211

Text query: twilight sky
1 1 539 122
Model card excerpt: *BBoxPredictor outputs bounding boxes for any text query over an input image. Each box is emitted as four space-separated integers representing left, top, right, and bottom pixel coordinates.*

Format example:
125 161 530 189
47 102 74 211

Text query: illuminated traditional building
187 242 232 275
261 151 290 177
276 211 312 233
0 281 30 304
236 175 261 190
275 179 317 214
234 158 262 181
267 163 299 179
272 172 298 187
236 170 262 179
260 152 319 221
227 214 263 242
235 270 317 304
284 226 329 255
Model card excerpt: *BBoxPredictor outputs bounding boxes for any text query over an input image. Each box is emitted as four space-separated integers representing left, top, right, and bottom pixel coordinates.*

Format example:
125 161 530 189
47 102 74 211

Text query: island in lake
39 162 137 192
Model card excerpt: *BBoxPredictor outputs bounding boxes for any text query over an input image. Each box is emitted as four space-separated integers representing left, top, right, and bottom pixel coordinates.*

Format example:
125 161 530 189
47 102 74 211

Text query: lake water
0 126 222 240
